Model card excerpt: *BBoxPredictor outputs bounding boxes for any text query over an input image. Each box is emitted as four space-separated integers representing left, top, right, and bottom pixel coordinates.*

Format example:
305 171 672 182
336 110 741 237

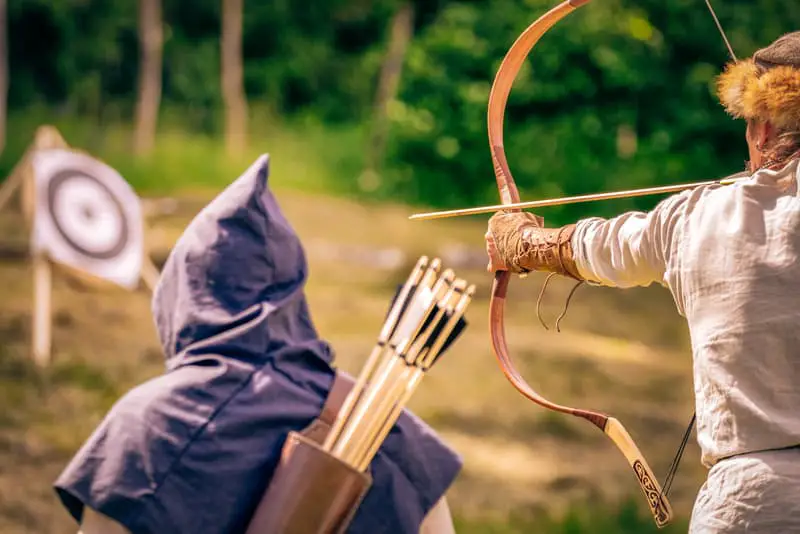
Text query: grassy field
0 117 701 532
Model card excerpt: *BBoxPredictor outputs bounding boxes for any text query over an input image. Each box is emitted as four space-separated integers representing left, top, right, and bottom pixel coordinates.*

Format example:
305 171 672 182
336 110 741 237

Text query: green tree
133 0 163 156
221 0 248 157
0 0 7 156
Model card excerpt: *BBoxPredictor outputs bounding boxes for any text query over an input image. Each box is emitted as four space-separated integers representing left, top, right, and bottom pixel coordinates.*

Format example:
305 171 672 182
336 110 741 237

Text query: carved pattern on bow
486 0 673 528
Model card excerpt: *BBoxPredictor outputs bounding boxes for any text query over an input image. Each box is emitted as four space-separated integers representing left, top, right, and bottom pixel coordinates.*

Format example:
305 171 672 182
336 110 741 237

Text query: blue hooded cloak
53 155 463 533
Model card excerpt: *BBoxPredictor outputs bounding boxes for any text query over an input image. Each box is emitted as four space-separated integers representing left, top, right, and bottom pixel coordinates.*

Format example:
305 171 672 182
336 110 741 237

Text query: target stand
0 126 161 367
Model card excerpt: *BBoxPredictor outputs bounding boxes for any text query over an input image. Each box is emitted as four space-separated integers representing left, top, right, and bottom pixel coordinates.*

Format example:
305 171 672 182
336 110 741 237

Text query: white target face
31 149 143 290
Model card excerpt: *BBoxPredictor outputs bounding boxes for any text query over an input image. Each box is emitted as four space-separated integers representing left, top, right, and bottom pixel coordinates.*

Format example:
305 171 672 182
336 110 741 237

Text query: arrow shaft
409 174 747 221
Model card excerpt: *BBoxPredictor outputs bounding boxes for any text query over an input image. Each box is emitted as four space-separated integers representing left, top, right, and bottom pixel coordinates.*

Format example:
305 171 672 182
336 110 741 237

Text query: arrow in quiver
245 256 475 534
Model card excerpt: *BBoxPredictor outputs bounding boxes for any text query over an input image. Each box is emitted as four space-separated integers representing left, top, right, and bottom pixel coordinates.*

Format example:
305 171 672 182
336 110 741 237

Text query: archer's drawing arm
573 209 674 289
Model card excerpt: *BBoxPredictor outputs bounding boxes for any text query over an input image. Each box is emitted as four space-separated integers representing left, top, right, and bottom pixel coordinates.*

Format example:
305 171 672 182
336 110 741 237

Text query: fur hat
717 31 800 130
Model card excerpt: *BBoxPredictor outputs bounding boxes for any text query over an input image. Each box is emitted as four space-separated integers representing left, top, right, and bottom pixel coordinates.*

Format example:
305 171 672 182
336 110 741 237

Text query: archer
486 31 800 533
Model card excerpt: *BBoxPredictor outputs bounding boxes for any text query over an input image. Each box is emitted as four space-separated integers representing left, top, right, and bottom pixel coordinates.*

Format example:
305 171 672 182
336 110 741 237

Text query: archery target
30 149 143 290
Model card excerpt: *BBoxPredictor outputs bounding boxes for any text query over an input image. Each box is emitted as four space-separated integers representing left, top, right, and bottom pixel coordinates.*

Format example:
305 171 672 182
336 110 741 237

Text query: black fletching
426 310 468 366
385 284 408 319
385 284 468 365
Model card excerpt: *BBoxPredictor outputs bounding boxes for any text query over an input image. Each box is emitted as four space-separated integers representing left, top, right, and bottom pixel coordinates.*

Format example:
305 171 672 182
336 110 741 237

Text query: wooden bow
487 0 673 528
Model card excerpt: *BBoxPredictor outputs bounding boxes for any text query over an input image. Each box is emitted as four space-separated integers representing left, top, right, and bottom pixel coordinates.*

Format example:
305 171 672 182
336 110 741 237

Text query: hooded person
486 31 800 533
53 155 462 534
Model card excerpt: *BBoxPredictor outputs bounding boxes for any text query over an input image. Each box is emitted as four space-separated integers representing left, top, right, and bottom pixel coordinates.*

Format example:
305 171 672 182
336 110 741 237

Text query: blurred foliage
383 0 800 222
7 0 440 123
0 106 367 198
5 0 800 223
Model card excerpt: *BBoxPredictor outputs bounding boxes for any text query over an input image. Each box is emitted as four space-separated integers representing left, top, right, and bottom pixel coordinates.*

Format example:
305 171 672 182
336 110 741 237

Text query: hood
151 155 333 370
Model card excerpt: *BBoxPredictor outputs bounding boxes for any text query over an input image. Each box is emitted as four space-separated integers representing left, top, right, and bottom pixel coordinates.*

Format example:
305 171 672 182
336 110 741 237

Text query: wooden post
2 126 69 366
139 253 161 293
0 164 20 213
31 253 52 367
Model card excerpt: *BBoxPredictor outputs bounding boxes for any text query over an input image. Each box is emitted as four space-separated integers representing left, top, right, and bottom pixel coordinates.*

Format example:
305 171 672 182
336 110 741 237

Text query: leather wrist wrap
489 212 583 280
518 223 582 280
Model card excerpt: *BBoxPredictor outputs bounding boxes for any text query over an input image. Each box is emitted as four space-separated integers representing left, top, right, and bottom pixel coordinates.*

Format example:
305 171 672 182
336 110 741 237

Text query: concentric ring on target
46 169 130 260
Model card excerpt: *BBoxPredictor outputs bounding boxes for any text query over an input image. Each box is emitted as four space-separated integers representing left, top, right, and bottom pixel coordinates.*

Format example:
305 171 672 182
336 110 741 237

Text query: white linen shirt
572 159 800 468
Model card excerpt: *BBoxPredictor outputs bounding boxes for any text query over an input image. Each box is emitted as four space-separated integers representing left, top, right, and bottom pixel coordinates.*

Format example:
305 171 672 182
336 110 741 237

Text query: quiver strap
298 371 355 446
245 371 372 534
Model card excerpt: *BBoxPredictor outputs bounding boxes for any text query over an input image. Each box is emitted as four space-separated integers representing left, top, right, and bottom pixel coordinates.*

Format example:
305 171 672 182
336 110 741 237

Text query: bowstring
659 412 696 501
704 0 738 61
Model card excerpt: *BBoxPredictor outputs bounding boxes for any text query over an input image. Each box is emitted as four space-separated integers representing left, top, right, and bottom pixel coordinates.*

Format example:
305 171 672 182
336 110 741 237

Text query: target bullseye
48 171 129 259
30 149 144 290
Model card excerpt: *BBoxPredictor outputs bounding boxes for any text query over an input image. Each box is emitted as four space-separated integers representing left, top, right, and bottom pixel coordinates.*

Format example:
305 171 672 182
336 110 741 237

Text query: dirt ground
0 187 706 533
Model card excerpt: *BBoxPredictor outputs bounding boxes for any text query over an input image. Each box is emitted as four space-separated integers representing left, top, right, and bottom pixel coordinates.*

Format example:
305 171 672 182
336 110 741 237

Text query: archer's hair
762 130 800 171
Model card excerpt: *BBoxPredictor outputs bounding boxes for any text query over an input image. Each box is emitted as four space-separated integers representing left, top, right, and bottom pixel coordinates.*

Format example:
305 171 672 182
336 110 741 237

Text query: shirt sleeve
571 192 691 289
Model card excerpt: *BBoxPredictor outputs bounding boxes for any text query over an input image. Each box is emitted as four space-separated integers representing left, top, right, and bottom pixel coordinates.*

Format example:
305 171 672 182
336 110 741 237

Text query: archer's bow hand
486 211 583 281
485 226 508 273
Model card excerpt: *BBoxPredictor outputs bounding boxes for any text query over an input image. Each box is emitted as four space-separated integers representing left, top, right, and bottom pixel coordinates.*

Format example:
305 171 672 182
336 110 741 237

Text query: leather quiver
244 430 372 534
